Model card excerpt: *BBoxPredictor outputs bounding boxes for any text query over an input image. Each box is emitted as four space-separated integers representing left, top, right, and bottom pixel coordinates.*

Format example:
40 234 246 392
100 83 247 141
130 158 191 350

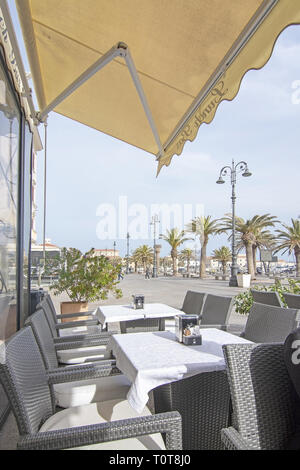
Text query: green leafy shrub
286 278 300 294
234 290 253 315
50 247 122 303
234 278 300 315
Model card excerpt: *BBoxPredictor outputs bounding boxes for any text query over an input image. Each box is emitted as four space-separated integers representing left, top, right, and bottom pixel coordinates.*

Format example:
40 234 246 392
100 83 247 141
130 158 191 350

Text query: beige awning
16 0 300 174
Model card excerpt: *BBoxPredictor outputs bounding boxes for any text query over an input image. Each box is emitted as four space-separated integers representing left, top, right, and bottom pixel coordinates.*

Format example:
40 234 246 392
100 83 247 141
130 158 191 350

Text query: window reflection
0 65 20 340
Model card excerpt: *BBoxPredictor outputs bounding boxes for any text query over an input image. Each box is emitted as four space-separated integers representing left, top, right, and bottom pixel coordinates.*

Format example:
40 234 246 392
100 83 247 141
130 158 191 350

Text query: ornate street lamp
216 160 252 287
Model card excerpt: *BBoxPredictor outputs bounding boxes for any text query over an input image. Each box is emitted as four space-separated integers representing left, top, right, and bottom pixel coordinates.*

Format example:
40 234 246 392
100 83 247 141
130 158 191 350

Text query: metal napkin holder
175 314 202 345
132 294 145 309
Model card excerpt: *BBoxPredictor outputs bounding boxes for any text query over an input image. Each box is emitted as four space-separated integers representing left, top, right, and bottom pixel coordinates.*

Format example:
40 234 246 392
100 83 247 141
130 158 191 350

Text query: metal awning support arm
37 42 164 158
123 47 164 158
37 43 124 122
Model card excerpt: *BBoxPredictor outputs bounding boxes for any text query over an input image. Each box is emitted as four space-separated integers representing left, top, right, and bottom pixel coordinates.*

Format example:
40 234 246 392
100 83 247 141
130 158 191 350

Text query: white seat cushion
39 399 166 450
53 375 131 408
57 345 111 364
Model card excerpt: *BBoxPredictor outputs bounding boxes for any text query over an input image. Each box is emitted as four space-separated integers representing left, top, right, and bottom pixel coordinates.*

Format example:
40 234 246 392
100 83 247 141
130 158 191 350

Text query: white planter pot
237 273 251 288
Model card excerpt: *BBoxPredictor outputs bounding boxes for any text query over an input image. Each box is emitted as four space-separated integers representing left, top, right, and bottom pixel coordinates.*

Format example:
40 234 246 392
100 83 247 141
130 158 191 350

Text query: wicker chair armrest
221 427 258 450
56 311 95 320
55 319 99 329
17 411 182 450
47 361 120 384
54 331 116 343
54 337 110 350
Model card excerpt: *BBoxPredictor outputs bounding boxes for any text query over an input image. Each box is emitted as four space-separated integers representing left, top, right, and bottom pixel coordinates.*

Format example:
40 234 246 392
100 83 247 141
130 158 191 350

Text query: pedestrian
118 268 124 281
145 266 151 279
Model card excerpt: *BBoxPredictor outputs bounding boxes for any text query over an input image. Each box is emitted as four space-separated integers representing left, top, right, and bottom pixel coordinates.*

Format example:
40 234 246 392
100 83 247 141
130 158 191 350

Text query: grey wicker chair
38 297 113 344
283 292 300 309
38 296 102 337
25 310 131 408
198 294 234 331
0 327 182 450
181 291 206 317
241 302 300 343
45 294 96 321
221 342 300 449
153 369 230 450
250 289 283 307
25 309 112 366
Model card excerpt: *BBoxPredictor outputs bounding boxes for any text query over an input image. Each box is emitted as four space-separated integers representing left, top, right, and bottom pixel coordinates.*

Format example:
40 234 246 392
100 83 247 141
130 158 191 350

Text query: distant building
275 259 294 267
93 248 120 259
236 254 247 269
208 253 294 272
31 239 61 266
207 254 249 270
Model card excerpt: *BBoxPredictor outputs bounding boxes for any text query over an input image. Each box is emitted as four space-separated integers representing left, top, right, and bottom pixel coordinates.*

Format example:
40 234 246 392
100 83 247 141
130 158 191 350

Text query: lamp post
150 215 160 278
126 232 130 274
216 159 252 287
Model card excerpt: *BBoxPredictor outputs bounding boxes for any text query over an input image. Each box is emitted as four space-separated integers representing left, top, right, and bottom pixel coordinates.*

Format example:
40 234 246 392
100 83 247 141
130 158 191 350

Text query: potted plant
50 247 122 321
236 272 252 288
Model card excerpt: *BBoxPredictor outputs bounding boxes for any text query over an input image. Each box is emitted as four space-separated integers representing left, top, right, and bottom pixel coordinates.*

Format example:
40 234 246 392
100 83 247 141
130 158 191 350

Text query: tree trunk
222 261 226 276
172 257 178 276
171 249 178 276
245 243 255 278
252 246 257 276
187 259 190 277
200 242 207 279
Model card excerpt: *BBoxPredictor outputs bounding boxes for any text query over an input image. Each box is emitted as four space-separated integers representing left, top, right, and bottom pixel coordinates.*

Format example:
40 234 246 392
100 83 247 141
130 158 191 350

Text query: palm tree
212 246 231 276
186 216 220 278
132 245 153 273
160 228 191 276
180 248 194 277
218 214 277 278
274 219 300 277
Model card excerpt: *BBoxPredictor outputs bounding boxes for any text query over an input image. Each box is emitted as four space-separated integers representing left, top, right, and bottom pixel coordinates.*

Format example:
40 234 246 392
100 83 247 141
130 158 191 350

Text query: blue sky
9 3 300 260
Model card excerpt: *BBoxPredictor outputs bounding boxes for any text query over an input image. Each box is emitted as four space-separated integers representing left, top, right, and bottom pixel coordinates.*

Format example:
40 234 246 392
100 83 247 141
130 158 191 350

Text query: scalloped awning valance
15 0 300 175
